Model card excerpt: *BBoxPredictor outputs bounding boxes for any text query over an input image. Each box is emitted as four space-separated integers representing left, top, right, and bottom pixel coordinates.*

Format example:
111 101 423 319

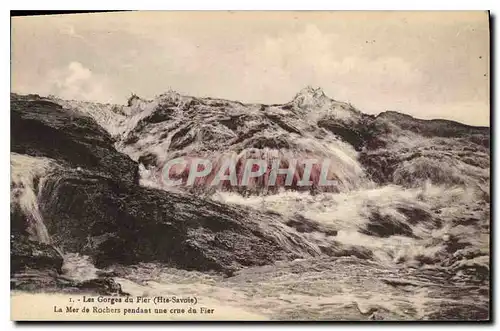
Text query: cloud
45 62 114 103
194 24 425 110
140 23 424 109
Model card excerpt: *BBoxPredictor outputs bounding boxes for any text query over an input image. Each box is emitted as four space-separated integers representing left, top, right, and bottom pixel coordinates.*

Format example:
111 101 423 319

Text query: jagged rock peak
290 86 332 109
293 86 328 100
157 88 183 100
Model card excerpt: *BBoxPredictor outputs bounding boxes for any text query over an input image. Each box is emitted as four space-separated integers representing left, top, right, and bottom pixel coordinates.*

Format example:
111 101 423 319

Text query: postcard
10 10 490 321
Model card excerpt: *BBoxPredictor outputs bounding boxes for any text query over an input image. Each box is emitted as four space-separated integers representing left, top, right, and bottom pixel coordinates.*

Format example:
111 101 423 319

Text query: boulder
39 172 319 274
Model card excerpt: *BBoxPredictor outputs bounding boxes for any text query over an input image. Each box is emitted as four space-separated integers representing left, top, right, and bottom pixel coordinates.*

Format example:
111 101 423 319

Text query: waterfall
11 153 55 245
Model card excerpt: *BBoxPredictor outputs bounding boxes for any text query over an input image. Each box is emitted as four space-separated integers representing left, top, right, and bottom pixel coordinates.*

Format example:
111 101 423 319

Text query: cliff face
10 89 490 320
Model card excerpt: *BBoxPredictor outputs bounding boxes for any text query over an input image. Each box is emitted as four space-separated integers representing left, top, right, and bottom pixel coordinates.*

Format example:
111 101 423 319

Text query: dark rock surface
11 93 138 184
11 270 127 295
39 171 318 273
376 111 489 139
360 211 416 238
76 277 128 295
11 234 63 274
285 214 338 236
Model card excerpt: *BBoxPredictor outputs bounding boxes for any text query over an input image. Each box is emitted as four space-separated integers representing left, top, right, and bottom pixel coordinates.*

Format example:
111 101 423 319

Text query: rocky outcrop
76 277 128 295
10 93 320 280
11 234 63 274
358 113 490 186
376 111 489 139
11 93 138 184
39 171 319 274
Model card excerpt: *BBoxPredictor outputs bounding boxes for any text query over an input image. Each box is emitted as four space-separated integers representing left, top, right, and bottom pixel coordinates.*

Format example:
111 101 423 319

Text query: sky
11 11 490 126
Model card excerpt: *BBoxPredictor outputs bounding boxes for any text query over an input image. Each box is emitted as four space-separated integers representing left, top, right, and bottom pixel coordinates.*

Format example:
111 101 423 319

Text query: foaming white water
137 136 371 195
53 98 128 136
47 92 489 270
11 153 57 244
290 136 371 191
53 90 373 196
120 120 186 163
211 182 486 266
212 182 480 223
53 94 182 144
61 253 99 282
102 256 482 321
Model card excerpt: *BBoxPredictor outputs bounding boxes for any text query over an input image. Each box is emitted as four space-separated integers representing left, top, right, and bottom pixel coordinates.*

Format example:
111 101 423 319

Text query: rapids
10 89 490 320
